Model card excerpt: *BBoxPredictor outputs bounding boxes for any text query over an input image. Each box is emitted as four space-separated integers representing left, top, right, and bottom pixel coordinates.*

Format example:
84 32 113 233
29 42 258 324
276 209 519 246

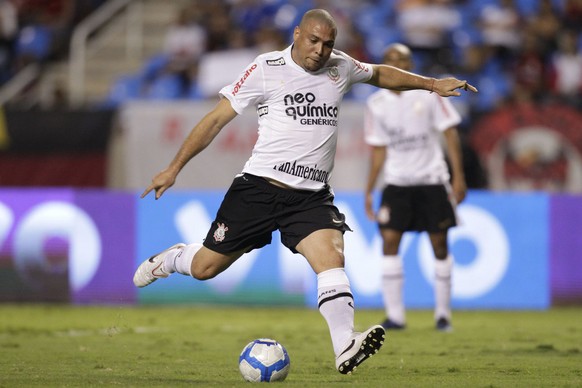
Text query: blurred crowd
0 0 106 83
103 0 582 132
1 0 582 128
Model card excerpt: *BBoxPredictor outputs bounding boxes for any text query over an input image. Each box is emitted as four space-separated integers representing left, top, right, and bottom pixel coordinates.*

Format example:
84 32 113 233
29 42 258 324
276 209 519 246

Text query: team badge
327 66 339 82
213 222 229 243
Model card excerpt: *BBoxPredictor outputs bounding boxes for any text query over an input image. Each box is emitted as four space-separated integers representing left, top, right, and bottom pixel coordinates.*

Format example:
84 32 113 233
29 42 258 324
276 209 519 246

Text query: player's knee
317 249 345 270
191 268 217 281
382 241 399 255
433 248 448 260
190 261 219 281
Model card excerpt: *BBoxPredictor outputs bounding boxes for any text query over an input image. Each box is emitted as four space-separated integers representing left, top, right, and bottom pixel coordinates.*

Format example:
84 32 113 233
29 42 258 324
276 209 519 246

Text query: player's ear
293 26 300 41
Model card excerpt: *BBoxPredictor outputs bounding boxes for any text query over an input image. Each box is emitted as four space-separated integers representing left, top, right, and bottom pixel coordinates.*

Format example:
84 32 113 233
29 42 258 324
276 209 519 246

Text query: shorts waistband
242 173 322 195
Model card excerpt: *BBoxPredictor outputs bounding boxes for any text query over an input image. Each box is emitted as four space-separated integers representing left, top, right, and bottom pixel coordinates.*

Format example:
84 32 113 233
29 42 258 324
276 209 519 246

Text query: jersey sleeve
219 60 264 114
432 94 462 132
336 50 373 86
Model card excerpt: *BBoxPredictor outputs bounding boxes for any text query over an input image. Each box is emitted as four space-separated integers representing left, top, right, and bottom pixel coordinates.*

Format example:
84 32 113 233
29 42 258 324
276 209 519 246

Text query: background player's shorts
203 174 352 254
377 184 457 233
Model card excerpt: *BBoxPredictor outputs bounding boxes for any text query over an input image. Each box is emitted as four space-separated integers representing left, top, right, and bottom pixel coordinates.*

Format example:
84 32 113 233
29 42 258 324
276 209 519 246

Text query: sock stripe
318 292 353 309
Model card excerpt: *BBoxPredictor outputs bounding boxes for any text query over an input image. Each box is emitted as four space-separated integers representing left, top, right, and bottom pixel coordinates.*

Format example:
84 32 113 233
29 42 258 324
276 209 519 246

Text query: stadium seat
145 73 184 100
103 75 143 107
364 26 403 63
15 25 53 60
186 81 205 100
139 53 170 83
354 4 393 36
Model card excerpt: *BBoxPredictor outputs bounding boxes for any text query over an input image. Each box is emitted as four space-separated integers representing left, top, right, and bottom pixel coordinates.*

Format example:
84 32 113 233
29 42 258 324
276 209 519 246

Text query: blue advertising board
137 190 550 309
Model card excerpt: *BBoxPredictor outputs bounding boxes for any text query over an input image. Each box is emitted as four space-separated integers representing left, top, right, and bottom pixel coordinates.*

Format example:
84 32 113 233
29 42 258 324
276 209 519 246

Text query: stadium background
0 0 581 307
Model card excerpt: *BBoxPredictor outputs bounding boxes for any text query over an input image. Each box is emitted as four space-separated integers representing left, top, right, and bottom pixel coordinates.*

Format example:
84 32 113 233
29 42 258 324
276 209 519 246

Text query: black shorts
377 184 457 233
203 174 352 254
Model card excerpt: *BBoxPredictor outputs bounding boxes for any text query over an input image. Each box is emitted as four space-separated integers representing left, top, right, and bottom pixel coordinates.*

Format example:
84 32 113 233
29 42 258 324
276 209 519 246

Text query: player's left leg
429 231 453 332
379 228 406 329
133 243 247 287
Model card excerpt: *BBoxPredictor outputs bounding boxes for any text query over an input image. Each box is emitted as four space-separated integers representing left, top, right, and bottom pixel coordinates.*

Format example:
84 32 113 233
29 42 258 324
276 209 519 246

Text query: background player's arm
365 145 387 220
142 98 238 199
367 65 477 97
443 127 467 204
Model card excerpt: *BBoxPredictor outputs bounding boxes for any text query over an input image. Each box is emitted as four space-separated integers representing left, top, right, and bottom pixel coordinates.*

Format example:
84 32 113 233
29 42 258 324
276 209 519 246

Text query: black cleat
436 317 453 332
336 325 386 374
381 319 406 330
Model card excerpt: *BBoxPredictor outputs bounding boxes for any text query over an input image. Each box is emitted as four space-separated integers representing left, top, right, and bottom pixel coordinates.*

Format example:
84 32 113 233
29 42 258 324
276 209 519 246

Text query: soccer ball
238 338 290 382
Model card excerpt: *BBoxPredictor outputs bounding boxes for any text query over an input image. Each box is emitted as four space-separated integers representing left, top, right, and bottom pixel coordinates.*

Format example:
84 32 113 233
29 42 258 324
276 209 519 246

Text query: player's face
383 48 413 71
292 19 336 72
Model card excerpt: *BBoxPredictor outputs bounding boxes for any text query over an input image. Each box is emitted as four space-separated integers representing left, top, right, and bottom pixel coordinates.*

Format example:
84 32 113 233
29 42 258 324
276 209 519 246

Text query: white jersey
364 89 461 186
220 45 373 190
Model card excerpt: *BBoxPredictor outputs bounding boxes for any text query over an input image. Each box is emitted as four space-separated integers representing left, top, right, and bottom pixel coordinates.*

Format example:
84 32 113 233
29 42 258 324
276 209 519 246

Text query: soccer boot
133 243 185 288
436 317 453 332
336 325 385 374
380 318 406 330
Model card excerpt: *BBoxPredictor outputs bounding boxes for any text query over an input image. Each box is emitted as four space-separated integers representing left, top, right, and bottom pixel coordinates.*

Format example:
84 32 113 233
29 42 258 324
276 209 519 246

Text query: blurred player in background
134 10 476 373
364 43 467 332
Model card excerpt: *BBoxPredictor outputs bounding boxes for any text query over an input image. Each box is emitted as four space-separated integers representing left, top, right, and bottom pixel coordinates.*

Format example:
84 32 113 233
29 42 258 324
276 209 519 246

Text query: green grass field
1 305 581 387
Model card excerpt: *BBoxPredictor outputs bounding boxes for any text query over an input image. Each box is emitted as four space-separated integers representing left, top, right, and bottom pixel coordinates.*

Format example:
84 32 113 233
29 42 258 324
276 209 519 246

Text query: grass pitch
0 305 581 387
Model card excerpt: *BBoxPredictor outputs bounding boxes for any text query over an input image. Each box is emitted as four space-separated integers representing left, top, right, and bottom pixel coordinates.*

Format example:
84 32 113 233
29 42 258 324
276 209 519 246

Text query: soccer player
134 9 476 373
363 43 467 332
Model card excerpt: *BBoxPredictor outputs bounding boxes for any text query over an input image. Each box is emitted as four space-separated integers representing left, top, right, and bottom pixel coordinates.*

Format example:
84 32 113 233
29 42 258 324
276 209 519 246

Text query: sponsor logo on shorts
213 222 229 243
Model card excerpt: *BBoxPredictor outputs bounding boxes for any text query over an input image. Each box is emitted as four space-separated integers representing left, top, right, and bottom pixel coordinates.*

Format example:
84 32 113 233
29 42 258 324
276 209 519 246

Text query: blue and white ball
238 338 290 382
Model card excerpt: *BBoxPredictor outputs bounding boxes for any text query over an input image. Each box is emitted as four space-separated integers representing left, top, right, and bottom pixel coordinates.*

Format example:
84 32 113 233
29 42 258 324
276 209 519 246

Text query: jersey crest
327 66 340 82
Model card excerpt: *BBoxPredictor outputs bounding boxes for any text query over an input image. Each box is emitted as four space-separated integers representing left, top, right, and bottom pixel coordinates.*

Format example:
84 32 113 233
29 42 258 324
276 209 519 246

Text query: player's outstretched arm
367 64 478 97
141 98 238 200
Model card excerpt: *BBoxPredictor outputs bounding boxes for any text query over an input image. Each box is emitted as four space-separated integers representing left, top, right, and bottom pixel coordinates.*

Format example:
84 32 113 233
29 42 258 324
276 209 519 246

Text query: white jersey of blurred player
364 89 461 185
220 45 373 191
364 77 463 331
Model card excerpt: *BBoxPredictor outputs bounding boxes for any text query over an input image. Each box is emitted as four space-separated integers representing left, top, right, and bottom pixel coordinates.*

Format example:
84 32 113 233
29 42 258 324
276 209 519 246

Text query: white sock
382 255 405 325
434 255 453 320
162 243 202 276
317 268 355 357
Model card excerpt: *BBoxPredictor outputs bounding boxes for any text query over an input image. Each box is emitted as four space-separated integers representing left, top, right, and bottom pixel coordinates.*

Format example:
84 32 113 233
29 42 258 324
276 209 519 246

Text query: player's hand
433 78 478 97
452 178 467 204
365 192 376 221
141 168 178 200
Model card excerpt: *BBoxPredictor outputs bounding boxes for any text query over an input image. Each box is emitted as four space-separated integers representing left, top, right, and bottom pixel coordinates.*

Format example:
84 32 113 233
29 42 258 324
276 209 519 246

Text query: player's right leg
376 185 410 330
335 325 385 374
295 229 385 374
